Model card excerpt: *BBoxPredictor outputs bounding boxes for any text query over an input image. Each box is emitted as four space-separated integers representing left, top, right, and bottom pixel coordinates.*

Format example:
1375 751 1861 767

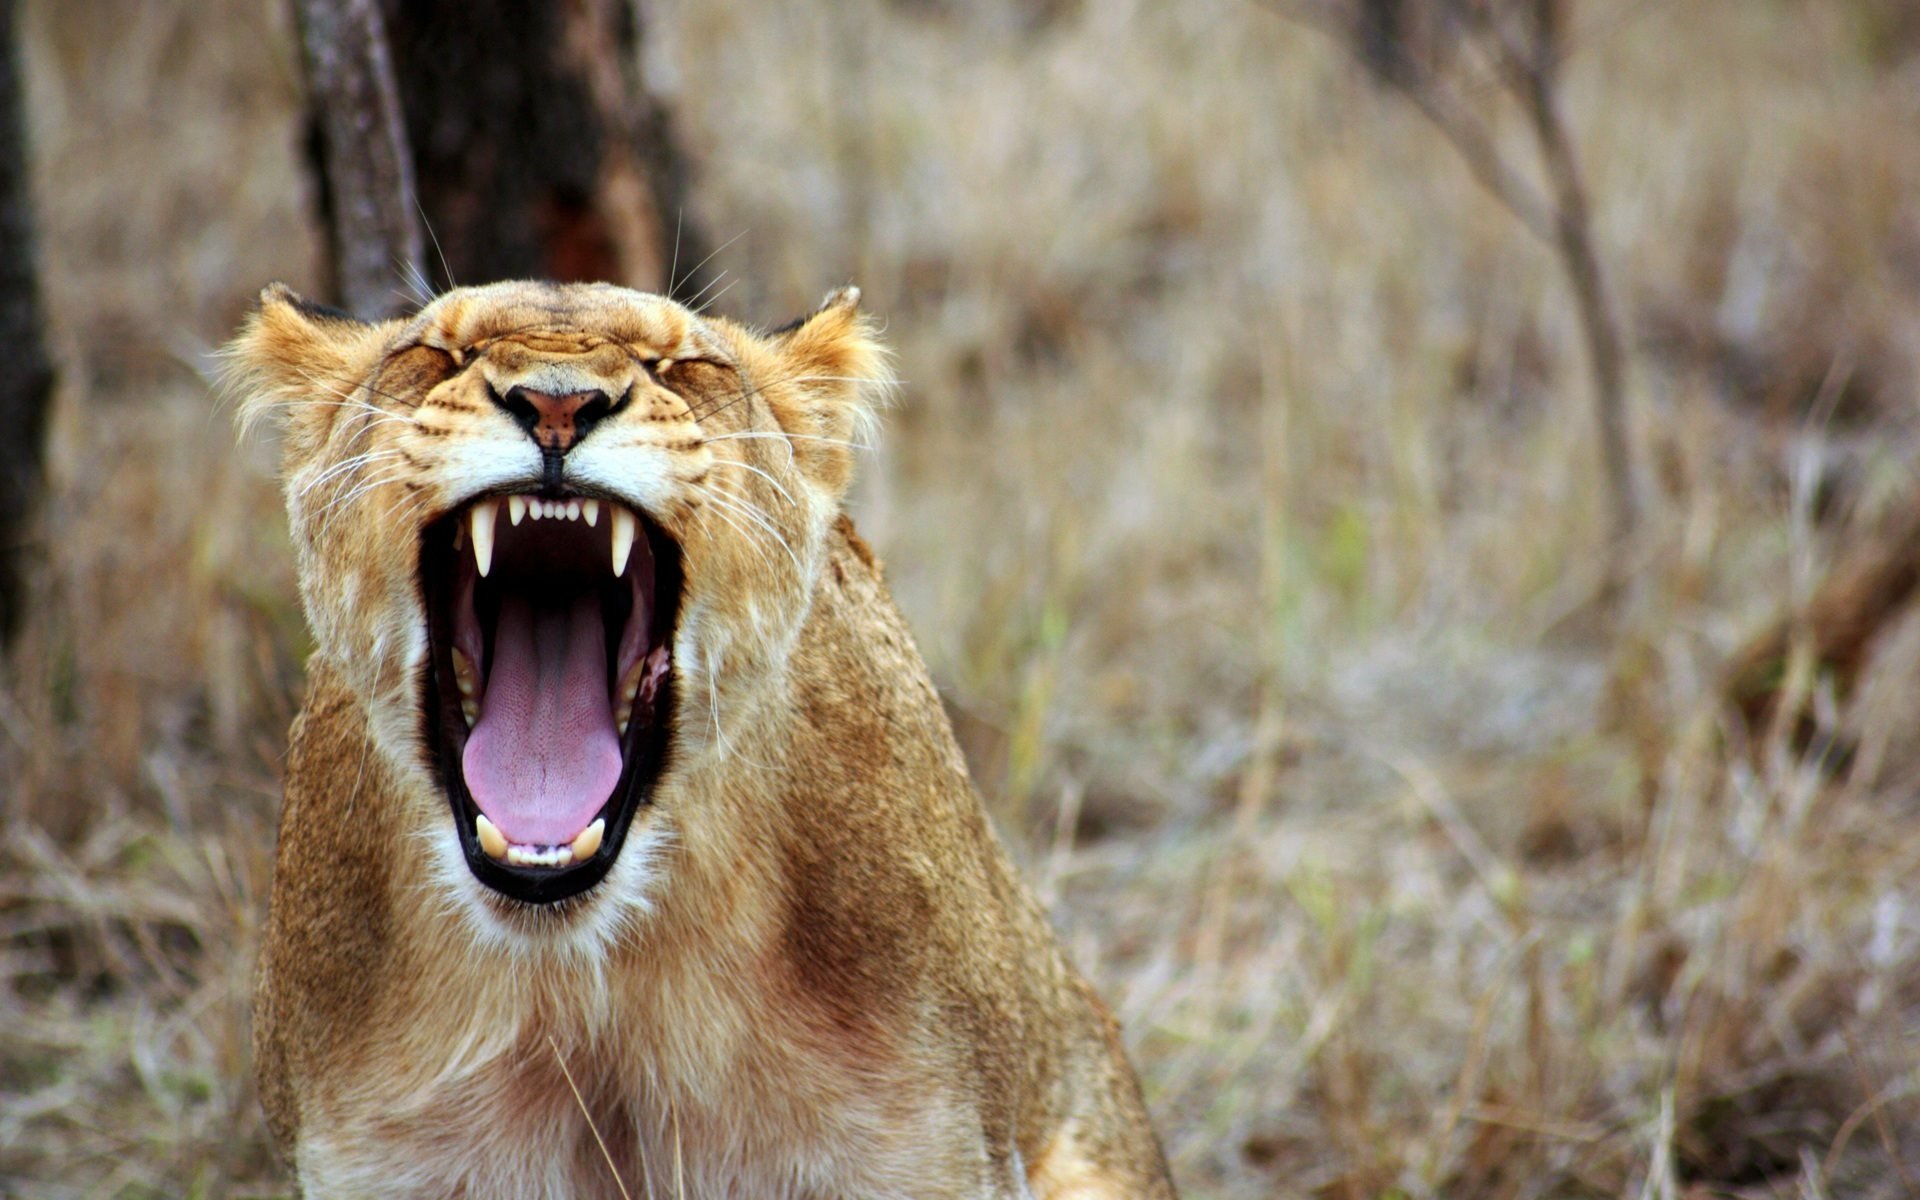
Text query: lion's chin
419 491 681 906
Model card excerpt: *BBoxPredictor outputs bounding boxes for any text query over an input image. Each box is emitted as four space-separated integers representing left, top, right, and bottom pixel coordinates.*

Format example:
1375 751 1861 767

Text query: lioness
227 280 1175 1198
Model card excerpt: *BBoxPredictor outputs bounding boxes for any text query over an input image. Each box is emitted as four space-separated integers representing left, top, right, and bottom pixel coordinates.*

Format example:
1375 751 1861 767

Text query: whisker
416 193 457 291
689 489 778 571
682 268 730 315
315 466 415 517
673 227 748 298
547 1035 633 1200
698 431 873 452
689 278 736 316
300 369 433 413
668 209 683 302
704 458 796 508
298 449 405 498
697 485 801 571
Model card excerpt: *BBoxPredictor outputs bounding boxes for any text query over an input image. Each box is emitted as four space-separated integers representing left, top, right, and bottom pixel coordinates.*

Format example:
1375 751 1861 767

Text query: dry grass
5 0 1920 1195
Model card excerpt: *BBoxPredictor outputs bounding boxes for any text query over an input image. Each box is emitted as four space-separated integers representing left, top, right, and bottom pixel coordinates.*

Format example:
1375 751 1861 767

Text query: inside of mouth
431 496 673 876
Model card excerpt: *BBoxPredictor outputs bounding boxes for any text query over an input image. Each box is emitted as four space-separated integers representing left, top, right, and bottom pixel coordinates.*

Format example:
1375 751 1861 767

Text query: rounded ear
764 286 896 496
223 283 394 461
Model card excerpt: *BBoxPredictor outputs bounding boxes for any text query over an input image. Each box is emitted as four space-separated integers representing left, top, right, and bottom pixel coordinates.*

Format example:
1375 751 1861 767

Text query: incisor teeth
583 499 600 526
506 845 575 868
475 814 508 860
610 506 635 577
508 495 526 526
470 500 497 577
570 818 605 861
566 500 581 522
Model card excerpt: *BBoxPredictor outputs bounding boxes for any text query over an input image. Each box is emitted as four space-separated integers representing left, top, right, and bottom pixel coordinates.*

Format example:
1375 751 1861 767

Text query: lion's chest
292 991 948 1199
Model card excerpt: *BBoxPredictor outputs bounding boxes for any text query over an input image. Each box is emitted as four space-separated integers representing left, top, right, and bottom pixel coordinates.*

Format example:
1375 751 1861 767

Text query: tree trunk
0 0 54 644
380 0 713 300
294 0 425 318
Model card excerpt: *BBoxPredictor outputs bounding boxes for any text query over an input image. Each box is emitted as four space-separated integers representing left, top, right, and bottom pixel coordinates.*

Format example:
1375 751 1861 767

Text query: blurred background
4 0 1920 1195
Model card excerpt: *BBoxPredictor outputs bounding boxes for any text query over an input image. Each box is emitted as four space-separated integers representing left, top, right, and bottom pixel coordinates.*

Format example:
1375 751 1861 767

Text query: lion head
228 281 892 922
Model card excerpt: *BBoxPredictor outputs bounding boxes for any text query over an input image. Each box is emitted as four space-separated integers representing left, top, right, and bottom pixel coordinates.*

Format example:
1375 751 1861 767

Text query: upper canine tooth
583 499 600 526
570 818 605 860
508 495 526 526
470 501 497 577
610 506 635 577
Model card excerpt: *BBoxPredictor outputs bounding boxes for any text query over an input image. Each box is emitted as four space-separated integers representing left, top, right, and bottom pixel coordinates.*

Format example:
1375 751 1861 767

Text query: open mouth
421 492 680 905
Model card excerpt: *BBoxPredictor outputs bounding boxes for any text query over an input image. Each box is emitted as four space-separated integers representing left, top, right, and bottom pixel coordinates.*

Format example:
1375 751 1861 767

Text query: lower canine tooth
570 819 605 860
475 814 508 860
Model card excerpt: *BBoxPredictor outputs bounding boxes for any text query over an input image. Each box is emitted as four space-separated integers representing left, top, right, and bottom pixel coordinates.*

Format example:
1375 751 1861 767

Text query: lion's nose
493 386 612 456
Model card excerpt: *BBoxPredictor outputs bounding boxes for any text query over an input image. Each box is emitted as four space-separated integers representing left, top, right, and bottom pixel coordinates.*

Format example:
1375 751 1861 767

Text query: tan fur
226 281 1175 1198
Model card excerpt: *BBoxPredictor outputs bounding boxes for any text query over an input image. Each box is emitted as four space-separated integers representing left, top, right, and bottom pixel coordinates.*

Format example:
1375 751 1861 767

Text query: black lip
419 493 680 906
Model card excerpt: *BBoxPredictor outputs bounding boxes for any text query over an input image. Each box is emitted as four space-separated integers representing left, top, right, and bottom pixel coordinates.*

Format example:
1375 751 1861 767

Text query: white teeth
479 815 585 867
506 845 575 868
610 506 635 577
470 501 497 577
486 495 635 573
451 647 476 697
475 814 508 861
452 647 479 727
614 659 644 737
570 819 605 861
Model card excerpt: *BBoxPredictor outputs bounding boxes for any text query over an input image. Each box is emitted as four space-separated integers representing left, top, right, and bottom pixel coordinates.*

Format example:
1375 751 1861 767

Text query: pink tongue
462 592 620 846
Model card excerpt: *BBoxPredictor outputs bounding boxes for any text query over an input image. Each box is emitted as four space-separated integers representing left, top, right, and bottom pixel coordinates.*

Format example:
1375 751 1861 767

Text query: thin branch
1259 0 1639 548
1261 0 1557 243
